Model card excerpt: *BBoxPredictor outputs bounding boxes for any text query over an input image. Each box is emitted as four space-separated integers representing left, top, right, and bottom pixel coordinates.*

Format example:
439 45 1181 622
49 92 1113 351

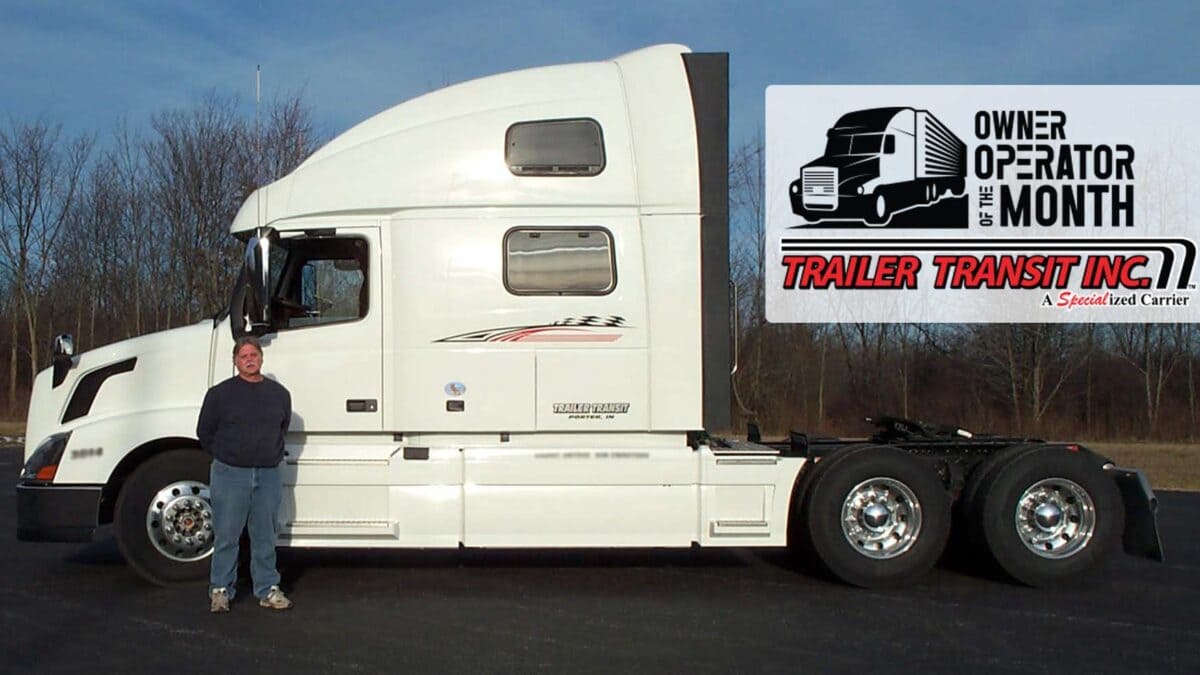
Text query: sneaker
209 587 230 613
259 585 293 610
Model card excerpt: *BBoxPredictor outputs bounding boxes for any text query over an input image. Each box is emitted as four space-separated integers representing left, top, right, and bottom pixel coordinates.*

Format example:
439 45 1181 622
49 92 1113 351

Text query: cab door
258 227 382 433
252 226 390 540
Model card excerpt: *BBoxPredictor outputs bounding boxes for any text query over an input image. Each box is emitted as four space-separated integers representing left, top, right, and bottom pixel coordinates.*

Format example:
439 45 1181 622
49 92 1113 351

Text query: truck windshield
826 135 852 156
825 133 884 156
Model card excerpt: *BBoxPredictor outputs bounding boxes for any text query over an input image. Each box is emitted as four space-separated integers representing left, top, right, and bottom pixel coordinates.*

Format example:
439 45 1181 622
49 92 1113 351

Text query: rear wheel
955 444 1043 562
972 447 1123 587
115 449 213 585
801 446 950 588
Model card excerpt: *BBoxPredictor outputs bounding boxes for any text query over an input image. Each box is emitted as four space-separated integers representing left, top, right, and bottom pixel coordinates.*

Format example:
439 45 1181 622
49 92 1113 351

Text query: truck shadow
58 536 752 588
64 529 124 566
276 547 751 591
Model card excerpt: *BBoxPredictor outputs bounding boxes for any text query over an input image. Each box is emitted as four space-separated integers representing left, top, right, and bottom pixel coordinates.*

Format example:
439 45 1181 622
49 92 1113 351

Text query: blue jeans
208 459 282 599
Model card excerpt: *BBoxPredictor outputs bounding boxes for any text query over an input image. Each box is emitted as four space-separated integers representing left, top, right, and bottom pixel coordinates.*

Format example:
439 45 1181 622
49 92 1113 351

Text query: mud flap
1104 465 1165 562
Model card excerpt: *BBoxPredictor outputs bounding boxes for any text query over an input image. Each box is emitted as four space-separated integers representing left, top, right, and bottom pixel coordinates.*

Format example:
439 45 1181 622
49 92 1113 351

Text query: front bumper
16 483 102 542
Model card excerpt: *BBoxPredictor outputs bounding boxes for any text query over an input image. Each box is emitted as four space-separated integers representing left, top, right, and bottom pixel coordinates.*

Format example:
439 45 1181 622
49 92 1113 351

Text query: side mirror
51 333 76 388
52 333 75 359
246 231 271 321
232 227 274 338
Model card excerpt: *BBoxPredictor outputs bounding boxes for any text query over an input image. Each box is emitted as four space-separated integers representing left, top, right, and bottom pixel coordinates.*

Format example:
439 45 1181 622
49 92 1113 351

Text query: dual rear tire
794 446 950 588
961 446 1123 587
792 444 1123 588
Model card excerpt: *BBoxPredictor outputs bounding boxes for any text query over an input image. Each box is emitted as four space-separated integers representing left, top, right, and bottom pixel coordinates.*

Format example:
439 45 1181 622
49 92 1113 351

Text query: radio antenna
256 64 263 227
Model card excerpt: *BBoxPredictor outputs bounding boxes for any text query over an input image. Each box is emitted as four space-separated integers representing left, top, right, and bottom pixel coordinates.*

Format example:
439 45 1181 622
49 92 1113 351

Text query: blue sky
2 0 1197 147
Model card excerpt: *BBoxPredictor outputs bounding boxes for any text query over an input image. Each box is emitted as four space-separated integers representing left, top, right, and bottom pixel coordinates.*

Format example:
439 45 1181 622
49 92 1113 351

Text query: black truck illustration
789 107 966 226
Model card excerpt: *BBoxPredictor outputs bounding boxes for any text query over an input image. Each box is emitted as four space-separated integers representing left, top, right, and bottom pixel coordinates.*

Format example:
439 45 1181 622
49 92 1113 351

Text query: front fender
47 407 202 485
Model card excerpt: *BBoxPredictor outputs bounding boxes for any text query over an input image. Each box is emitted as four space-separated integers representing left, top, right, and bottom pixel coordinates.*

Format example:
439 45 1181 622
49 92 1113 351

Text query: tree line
1 103 1196 441
0 93 320 416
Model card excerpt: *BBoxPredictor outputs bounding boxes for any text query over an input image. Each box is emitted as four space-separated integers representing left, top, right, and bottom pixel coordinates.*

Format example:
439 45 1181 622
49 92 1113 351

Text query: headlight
856 185 864 195
21 432 71 483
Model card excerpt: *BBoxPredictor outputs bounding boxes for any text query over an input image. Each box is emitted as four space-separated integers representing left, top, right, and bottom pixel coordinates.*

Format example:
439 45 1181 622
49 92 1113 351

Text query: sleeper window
506 119 605 176
504 228 615 295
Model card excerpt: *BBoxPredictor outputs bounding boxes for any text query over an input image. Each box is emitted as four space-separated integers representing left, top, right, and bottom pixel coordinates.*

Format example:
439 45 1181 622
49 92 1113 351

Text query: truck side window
506 119 605 176
504 227 615 295
272 237 368 329
883 134 896 154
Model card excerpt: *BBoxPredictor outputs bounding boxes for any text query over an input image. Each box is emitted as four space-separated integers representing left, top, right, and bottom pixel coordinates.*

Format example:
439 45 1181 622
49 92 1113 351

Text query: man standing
198 336 293 612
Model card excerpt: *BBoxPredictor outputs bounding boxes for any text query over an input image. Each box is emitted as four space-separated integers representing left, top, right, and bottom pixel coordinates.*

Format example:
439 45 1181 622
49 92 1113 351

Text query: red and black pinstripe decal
435 316 629 343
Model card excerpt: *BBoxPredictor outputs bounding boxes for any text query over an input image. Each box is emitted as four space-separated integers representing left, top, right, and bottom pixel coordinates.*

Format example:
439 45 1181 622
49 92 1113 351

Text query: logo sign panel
765 86 1200 323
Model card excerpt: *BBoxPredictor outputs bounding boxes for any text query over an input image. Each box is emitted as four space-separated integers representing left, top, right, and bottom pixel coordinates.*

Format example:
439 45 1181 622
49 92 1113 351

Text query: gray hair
233 336 263 358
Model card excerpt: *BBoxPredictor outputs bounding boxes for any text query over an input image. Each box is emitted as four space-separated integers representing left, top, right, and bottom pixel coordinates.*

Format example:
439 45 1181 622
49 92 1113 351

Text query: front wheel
801 446 950 588
972 447 1123 587
864 194 890 226
114 449 214 585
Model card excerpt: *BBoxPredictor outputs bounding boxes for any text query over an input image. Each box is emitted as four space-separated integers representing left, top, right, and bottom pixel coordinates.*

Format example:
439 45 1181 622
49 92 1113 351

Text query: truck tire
959 443 1045 532
801 446 950 588
865 194 890 226
788 443 877 557
114 449 214 585
972 447 1123 587
955 444 1051 554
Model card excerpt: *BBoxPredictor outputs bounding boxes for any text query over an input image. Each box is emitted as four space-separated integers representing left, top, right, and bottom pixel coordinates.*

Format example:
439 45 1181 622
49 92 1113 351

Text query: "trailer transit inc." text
780 253 1152 289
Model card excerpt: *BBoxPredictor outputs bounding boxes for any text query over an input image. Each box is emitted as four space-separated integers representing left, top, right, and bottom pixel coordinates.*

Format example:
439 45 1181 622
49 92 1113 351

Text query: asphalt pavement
3 445 1197 674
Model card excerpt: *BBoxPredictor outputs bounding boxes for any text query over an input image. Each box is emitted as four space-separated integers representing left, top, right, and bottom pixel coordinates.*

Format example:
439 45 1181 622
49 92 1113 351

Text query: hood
25 321 217 456
71 321 216 373
804 154 880 173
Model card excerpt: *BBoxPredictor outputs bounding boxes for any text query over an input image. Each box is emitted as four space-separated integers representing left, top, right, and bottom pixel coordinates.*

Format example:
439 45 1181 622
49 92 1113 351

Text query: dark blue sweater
196 376 292 467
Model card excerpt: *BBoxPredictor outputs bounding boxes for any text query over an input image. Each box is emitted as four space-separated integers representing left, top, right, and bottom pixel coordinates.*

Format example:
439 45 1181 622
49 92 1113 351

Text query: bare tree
255 91 321 188
0 118 92 382
960 324 1087 433
729 136 766 420
1180 324 1198 440
145 94 249 324
1109 324 1183 435
2 279 16 415
110 121 153 338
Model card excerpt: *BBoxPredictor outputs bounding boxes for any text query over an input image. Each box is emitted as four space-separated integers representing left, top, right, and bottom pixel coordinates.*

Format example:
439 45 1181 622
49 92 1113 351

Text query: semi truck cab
789 107 967 226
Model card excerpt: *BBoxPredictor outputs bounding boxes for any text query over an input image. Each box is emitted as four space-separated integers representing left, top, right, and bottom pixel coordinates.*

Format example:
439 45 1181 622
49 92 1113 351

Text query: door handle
346 399 378 412
403 447 429 461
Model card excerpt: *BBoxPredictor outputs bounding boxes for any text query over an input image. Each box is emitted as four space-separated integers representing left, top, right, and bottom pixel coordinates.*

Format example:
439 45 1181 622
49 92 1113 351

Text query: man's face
235 344 263 379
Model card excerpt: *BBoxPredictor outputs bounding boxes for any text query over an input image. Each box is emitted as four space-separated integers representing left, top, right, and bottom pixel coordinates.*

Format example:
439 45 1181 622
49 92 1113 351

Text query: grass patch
1087 442 1200 492
0 419 24 436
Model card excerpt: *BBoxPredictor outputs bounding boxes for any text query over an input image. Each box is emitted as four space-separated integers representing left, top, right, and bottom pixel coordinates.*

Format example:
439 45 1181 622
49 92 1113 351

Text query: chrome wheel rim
146 481 214 562
1015 478 1095 559
841 477 923 559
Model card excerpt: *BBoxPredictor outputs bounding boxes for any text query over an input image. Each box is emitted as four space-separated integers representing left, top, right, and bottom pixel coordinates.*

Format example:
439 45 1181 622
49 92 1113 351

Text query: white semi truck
17 45 1160 588
789 107 967 226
